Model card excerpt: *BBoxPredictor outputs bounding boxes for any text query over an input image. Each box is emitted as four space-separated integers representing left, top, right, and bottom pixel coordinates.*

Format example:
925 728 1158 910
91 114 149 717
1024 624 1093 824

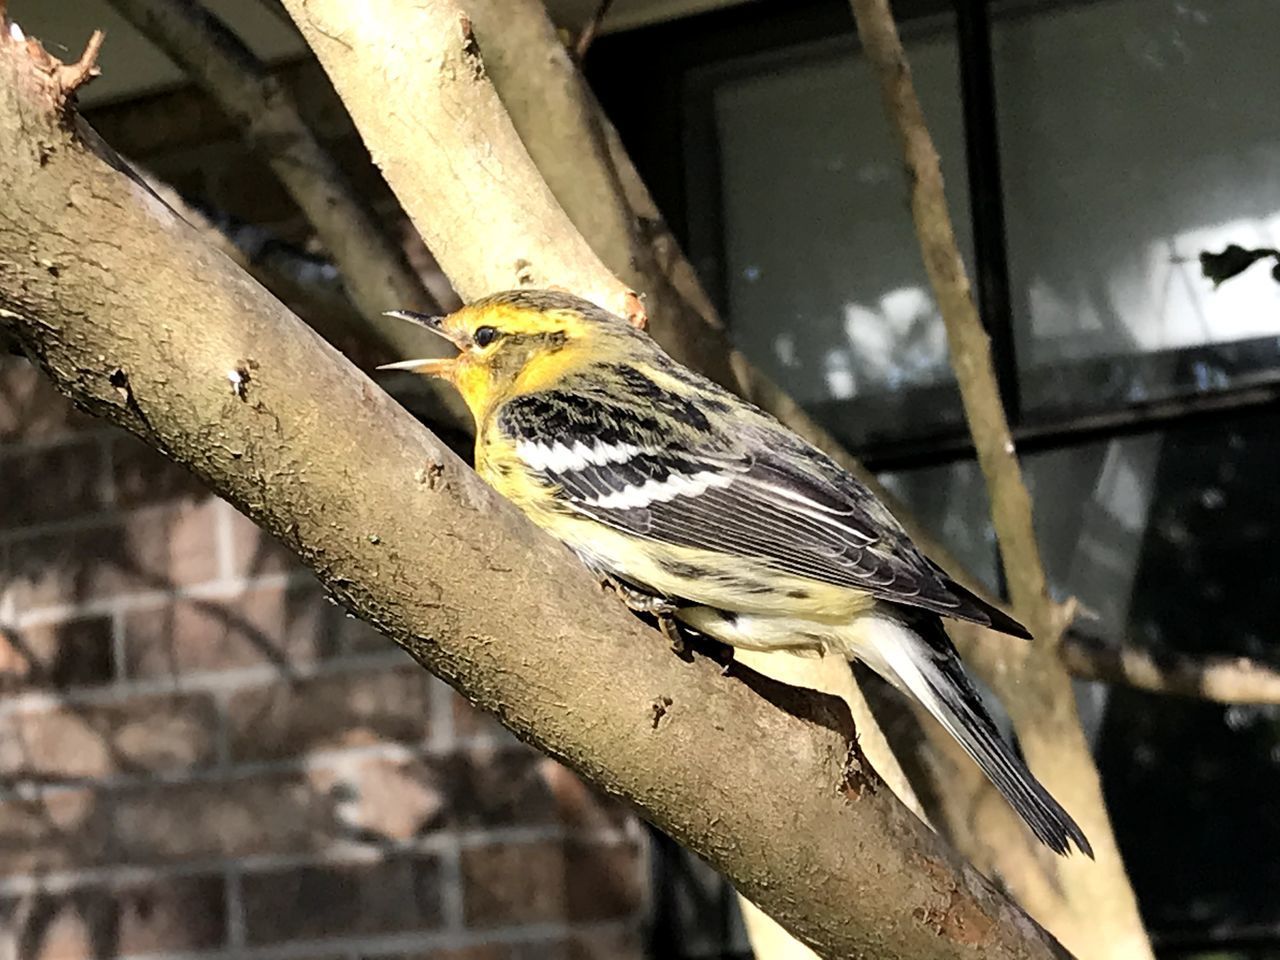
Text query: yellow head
378 290 636 421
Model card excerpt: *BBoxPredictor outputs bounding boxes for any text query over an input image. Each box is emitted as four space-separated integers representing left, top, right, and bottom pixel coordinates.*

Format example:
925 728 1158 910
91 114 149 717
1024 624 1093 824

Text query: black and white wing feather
499 381 1028 637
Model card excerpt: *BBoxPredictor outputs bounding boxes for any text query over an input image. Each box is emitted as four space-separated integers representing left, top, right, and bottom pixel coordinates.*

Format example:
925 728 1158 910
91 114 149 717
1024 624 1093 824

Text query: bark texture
278 0 646 328
138 173 373 358
844 2 1152 957
0 21 1070 960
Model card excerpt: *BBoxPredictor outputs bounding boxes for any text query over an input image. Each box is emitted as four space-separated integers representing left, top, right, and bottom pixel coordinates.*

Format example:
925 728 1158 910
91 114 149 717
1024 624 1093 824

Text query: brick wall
0 357 647 960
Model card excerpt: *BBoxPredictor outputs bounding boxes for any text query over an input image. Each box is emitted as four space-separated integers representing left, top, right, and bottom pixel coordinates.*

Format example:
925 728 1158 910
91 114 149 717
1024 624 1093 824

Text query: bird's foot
601 574 679 617
658 614 689 657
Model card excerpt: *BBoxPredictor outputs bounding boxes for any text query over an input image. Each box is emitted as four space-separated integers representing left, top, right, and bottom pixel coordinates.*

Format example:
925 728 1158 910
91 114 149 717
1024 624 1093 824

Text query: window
689 19 973 452
997 0 1280 422
679 0 1280 463
592 0 1280 954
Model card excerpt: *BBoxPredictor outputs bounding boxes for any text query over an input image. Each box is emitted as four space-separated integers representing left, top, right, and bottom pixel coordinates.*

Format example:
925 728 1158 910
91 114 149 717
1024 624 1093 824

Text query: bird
379 288 1092 858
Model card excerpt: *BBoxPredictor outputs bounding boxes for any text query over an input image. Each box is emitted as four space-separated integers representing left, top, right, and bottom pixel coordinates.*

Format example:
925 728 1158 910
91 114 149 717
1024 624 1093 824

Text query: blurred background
1 0 1277 958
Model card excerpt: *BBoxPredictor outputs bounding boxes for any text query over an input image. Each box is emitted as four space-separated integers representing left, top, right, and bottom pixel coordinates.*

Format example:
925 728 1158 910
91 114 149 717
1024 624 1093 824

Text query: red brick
0 692 217 780
241 854 441 945
0 617 113 691
565 841 644 921
340 613 396 655
122 579 340 678
306 748 557 843
5 502 220 610
0 873 226 959
442 749 557 829
110 772 341 864
460 842 567 927
0 440 109 528
452 690 508 741
111 434 210 507
0 361 97 442
226 664 432 763
460 839 643 931
304 746 561 843
220 512 388 653
0 789 110 874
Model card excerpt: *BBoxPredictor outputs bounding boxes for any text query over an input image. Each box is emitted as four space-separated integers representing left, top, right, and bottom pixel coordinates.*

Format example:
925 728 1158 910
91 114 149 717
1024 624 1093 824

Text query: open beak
376 310 459 379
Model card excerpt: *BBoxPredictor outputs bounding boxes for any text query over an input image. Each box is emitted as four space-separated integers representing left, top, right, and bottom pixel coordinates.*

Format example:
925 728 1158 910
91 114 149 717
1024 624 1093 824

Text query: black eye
473 326 499 348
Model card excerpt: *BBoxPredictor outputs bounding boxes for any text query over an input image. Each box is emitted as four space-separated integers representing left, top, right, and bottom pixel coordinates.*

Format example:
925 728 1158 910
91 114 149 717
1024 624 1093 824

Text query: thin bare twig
55 28 104 95
574 0 616 60
844 1 1153 957
1061 635 1280 705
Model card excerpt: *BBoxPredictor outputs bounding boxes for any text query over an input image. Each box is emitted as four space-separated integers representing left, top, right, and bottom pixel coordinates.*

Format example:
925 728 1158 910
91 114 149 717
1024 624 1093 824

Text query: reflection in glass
1031 416 1280 937
996 0 1280 416
705 25 972 448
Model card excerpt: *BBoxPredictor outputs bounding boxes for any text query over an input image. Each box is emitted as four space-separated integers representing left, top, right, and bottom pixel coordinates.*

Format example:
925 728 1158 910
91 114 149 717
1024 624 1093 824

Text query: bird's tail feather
858 616 1094 858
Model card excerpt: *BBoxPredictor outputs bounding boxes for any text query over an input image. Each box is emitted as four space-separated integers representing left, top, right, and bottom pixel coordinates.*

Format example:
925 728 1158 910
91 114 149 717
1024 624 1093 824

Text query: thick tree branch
278 0 648 331
0 21 1069 960
844 2 1153 957
461 0 737 387
104 0 459 395
1060 635 1280 705
138 172 467 447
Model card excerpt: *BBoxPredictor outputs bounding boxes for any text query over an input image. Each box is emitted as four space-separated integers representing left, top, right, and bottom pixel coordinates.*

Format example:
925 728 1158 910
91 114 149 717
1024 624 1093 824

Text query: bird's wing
498 388 1029 637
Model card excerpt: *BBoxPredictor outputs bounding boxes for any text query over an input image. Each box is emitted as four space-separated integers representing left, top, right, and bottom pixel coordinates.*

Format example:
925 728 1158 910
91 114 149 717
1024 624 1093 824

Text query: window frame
587 0 1280 473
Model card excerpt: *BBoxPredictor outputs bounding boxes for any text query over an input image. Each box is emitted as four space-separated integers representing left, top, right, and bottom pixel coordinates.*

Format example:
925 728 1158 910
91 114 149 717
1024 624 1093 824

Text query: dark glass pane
1027 418 1279 658
995 0 1280 420
691 23 973 450
645 828 751 959
878 459 999 592
1024 414 1280 939
887 414 1280 939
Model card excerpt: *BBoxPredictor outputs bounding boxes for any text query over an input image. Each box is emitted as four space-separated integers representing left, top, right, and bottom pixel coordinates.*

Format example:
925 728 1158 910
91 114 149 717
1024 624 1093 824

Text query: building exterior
3 0 1279 958
0 358 646 958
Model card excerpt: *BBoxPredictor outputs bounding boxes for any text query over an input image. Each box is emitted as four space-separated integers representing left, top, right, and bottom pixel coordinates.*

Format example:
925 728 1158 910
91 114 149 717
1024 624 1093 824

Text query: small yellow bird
381 288 1091 857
